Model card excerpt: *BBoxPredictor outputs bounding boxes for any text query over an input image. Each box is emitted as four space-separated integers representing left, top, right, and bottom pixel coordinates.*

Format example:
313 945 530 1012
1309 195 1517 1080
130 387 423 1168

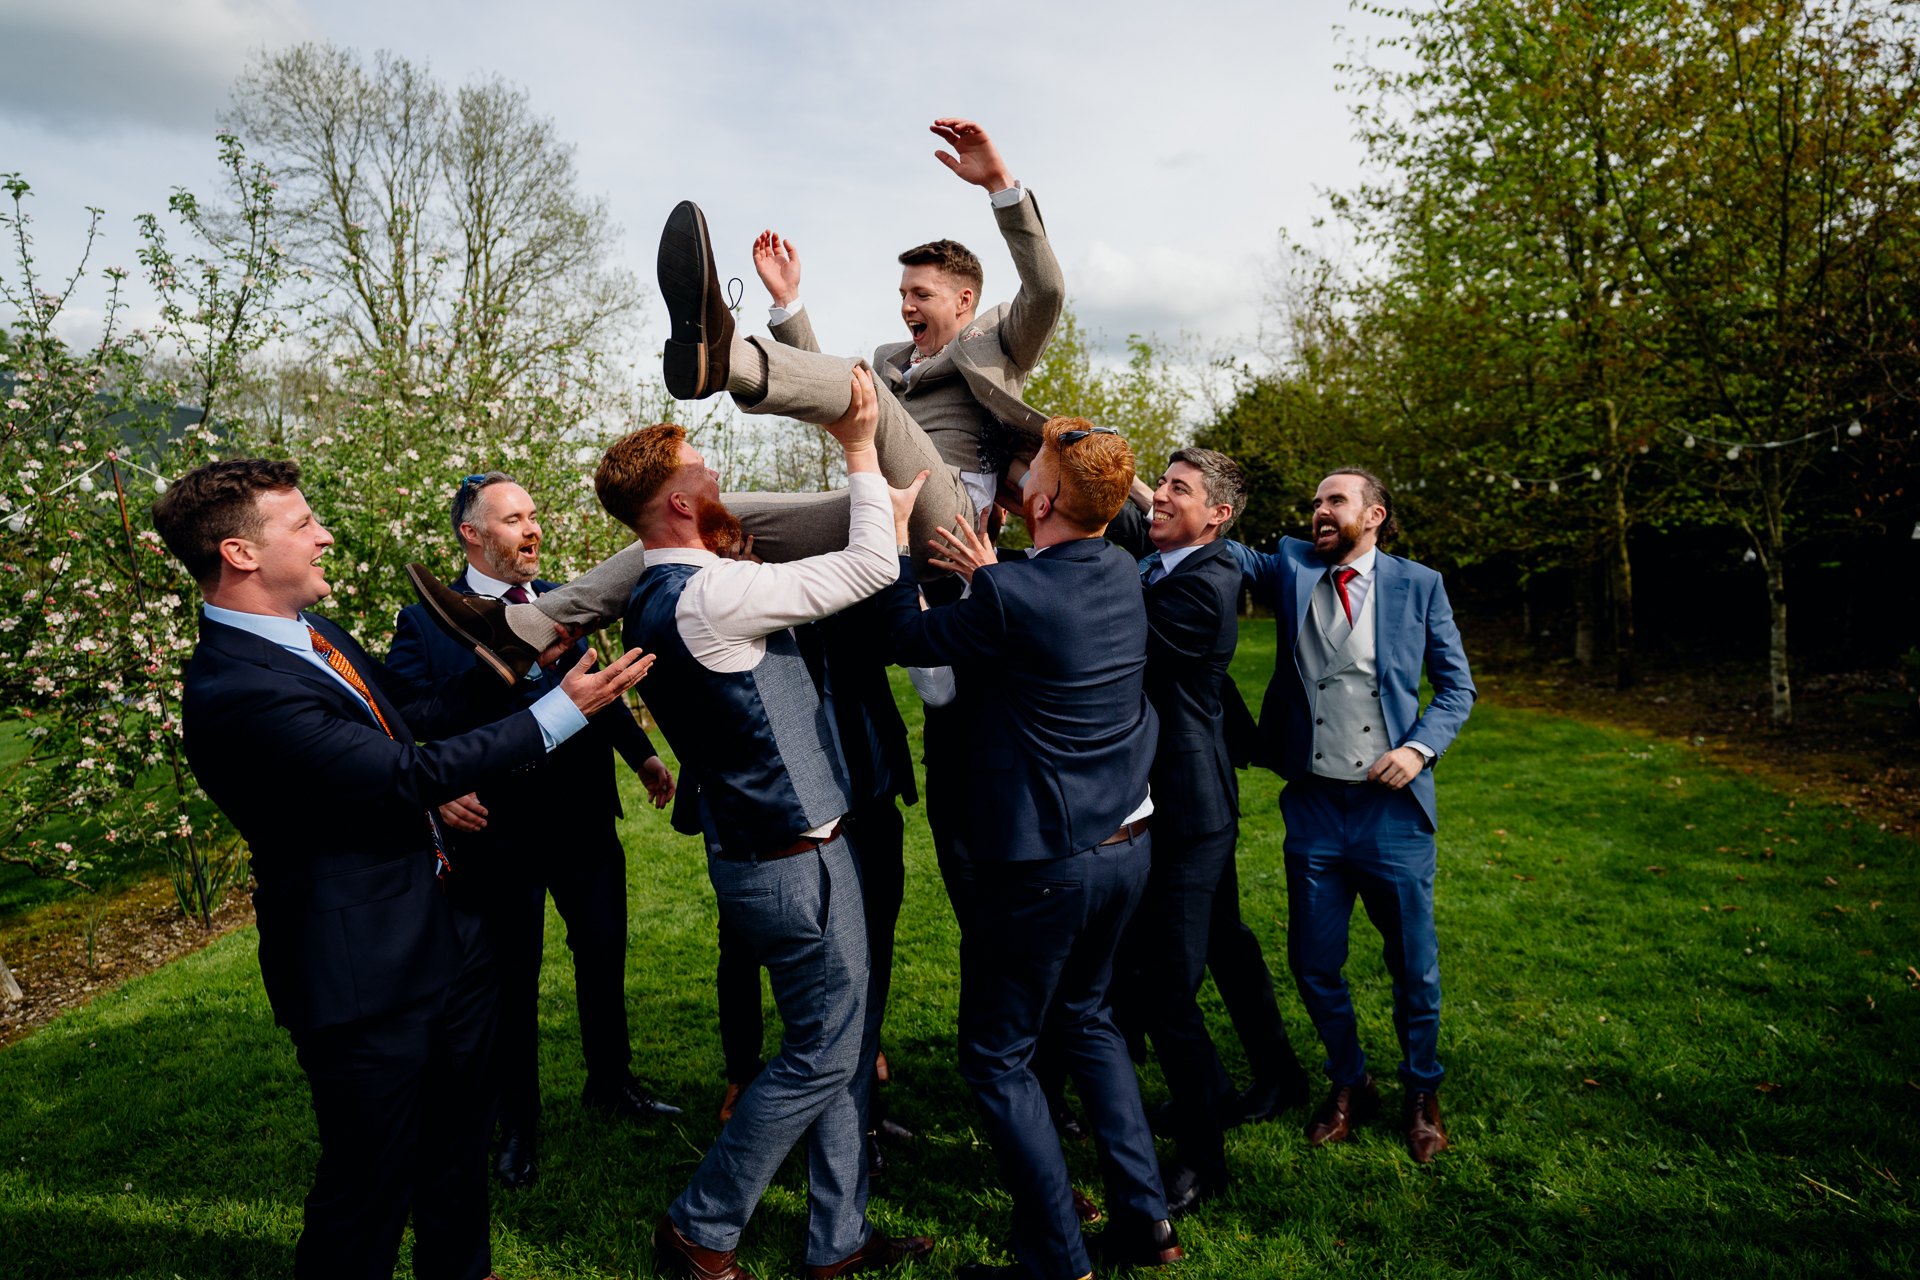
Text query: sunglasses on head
1055 426 1119 447
452 474 489 524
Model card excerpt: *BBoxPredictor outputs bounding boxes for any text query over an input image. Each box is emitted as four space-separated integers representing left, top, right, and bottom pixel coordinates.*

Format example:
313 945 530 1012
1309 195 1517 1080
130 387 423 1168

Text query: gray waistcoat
1296 571 1382 781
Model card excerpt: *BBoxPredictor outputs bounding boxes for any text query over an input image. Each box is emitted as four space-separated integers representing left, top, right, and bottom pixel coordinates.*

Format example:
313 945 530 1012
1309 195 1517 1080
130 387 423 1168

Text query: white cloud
0 0 323 133
1069 241 1258 340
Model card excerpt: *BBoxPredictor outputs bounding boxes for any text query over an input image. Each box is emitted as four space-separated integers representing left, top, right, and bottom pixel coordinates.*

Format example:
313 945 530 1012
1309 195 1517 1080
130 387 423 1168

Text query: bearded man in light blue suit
1227 467 1475 1164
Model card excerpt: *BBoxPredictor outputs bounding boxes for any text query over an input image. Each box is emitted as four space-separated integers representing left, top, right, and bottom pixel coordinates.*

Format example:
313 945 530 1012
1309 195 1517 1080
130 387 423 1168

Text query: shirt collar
1157 543 1205 576
1329 547 1378 579
202 602 319 651
644 546 719 569
463 561 529 599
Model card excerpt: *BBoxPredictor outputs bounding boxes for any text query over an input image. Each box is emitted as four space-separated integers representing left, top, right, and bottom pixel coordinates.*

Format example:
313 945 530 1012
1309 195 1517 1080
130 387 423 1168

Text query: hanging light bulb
1684 434 1696 448
152 477 169 494
77 475 94 493
1589 467 1603 481
1549 480 1560 494
1727 446 1741 460
1511 478 1521 489
1847 421 1863 437
1742 548 1757 563
6 511 25 533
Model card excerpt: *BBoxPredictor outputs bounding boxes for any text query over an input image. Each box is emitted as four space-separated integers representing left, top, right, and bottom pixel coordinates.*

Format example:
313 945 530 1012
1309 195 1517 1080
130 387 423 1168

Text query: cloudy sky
0 0 1402 363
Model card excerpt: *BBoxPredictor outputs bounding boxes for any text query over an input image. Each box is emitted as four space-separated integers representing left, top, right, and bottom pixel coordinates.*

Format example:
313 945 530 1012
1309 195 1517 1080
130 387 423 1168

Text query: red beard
697 496 745 556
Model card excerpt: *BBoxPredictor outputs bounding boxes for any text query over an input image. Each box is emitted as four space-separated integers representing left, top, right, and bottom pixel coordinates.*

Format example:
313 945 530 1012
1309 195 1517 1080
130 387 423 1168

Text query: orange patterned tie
308 624 451 883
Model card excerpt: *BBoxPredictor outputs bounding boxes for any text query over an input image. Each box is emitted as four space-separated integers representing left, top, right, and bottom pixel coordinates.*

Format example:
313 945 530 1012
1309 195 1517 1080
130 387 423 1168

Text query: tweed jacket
771 191 1065 471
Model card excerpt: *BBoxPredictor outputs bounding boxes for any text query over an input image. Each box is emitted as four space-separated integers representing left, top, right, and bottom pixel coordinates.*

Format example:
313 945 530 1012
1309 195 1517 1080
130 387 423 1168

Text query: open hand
638 756 676 809
1367 746 1425 790
932 118 1013 192
559 645 655 717
439 792 489 833
928 507 997 583
535 623 585 669
752 230 802 309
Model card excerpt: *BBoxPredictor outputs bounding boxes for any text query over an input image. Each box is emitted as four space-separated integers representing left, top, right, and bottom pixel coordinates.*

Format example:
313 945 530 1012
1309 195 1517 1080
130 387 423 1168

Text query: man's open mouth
907 321 928 338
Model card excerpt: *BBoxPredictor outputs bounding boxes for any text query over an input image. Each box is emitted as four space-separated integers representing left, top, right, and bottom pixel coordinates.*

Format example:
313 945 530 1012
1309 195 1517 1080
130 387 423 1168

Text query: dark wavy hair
1324 467 1400 543
151 457 303 584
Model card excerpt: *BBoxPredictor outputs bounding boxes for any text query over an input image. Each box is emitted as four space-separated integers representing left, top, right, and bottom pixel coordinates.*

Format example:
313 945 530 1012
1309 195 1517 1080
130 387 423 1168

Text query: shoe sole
659 200 716 399
406 563 516 684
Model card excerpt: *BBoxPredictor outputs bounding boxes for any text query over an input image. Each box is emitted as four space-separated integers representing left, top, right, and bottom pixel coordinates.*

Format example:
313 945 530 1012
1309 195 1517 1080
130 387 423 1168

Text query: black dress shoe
1088 1216 1184 1268
1160 1161 1227 1218
582 1075 683 1120
495 1127 537 1188
658 200 733 400
1230 1069 1314 1126
865 1132 886 1178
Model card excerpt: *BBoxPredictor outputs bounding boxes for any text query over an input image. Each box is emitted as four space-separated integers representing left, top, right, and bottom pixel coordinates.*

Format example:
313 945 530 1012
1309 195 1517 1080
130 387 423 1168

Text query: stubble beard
479 535 538 586
1313 516 1362 563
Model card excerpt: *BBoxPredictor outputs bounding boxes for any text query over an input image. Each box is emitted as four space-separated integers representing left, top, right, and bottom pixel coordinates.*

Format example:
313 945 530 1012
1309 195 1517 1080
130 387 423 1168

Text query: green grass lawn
1 623 1915 1278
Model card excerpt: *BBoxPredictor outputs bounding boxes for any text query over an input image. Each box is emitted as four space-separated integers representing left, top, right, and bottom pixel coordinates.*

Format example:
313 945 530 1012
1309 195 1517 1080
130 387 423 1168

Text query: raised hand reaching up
752 230 802 310
931 118 1014 193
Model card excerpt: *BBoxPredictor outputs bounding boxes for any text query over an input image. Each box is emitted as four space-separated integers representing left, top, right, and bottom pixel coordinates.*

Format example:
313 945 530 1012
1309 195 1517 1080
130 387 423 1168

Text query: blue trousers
670 834 878 1267
1280 777 1444 1092
962 835 1168 1280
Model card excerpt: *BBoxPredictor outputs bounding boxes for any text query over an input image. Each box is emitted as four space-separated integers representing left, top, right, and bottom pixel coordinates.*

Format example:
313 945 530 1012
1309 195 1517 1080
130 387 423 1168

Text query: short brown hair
1166 446 1246 531
897 239 983 297
151 457 303 585
1043 417 1135 533
1324 467 1400 543
595 423 690 532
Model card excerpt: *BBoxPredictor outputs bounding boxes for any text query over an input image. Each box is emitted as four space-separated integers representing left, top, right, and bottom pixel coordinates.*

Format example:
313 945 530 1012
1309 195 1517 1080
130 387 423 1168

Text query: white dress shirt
645 472 898 675
201 603 586 751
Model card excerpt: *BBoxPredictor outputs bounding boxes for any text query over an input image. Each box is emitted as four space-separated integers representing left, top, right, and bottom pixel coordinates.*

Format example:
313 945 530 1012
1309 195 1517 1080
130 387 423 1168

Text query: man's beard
697 496 745 556
479 534 538 585
1313 515 1363 562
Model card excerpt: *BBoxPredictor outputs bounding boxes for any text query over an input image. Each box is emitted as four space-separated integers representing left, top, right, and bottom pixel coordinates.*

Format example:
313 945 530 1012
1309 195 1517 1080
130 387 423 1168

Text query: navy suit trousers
289 908 497 1280
961 836 1167 1280
1281 776 1444 1091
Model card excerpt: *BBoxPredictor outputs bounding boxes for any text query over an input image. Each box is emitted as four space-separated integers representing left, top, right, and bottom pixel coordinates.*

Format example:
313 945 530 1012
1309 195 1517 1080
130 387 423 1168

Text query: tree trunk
1766 547 1791 726
1605 402 1636 689
1520 575 1534 643
0 952 22 1005
1574 562 1596 666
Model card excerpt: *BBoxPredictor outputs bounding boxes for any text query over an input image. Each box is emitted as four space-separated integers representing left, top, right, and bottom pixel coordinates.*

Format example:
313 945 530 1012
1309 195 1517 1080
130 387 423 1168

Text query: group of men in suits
159 113 1476 1280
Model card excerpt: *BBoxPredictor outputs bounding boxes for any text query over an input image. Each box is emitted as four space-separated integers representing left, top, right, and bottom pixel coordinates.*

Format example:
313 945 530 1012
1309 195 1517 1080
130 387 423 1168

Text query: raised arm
753 230 824 354
930 118 1064 372
1225 539 1285 609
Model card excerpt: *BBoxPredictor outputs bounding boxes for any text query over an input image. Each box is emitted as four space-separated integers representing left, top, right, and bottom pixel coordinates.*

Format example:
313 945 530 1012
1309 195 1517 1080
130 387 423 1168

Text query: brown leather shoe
803 1230 935 1278
1305 1077 1381 1147
1404 1089 1449 1163
658 200 733 400
718 1081 747 1124
653 1213 758 1280
1072 1188 1102 1223
405 562 543 684
1088 1216 1183 1268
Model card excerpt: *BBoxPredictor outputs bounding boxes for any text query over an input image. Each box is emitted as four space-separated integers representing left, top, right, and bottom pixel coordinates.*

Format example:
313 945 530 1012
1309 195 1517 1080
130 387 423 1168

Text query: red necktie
503 585 529 604
308 624 452 885
1333 567 1360 626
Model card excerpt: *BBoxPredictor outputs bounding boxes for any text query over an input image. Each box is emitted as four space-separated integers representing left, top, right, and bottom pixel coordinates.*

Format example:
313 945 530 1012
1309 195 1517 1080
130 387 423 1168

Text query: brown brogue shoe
653 1213 758 1280
1072 1188 1102 1223
658 200 733 400
803 1230 935 1279
1305 1077 1381 1147
1405 1089 1450 1163
405 563 541 683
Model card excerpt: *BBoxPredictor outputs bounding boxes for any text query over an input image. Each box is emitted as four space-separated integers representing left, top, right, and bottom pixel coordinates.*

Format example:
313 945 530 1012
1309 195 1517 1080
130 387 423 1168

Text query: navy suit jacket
1228 537 1476 830
1136 539 1242 840
182 611 545 1032
386 572 659 837
805 594 917 808
881 536 1158 861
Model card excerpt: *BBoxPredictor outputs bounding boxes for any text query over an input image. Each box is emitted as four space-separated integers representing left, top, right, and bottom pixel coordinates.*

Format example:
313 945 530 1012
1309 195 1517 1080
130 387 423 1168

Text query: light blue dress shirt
201 604 587 750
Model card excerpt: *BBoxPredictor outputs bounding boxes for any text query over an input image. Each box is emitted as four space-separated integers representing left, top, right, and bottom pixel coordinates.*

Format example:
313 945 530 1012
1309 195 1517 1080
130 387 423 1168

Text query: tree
223 44 642 403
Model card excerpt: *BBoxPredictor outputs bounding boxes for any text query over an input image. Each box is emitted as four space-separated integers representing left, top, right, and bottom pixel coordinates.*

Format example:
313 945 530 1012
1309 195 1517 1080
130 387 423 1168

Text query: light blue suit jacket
1227 537 1476 830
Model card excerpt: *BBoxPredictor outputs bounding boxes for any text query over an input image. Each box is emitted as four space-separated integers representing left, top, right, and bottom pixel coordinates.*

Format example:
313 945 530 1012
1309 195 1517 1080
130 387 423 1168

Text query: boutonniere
962 325 985 341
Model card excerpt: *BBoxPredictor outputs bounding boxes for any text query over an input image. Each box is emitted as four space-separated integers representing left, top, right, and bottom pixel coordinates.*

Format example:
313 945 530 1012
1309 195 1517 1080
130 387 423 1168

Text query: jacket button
1363 726 1371 732
1042 888 1051 896
1316 718 1323 725
1372 691 1379 698
1318 683 1326 690
1315 752 1323 759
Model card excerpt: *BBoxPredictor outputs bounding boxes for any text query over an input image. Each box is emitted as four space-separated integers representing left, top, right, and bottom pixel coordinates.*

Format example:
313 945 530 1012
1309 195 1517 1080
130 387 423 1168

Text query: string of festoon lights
3 450 171 533
1446 417 1872 493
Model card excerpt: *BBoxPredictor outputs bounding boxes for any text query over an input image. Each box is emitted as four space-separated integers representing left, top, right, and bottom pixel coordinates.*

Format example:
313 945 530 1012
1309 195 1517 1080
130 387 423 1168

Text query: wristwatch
897 543 912 556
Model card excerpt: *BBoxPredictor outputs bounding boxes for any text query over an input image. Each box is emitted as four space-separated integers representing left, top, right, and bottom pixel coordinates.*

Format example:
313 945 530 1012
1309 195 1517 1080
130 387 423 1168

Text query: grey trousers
527 339 980 631
669 833 879 1266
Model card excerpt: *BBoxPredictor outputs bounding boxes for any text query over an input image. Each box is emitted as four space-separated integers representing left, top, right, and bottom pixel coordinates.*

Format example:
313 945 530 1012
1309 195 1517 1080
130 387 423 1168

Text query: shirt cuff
769 297 803 325
530 686 589 751
989 181 1025 208
1407 740 1435 762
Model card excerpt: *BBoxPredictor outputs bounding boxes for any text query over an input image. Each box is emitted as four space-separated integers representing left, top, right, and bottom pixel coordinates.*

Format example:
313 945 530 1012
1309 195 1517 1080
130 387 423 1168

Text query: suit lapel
1287 543 1322 644
1371 554 1408 672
